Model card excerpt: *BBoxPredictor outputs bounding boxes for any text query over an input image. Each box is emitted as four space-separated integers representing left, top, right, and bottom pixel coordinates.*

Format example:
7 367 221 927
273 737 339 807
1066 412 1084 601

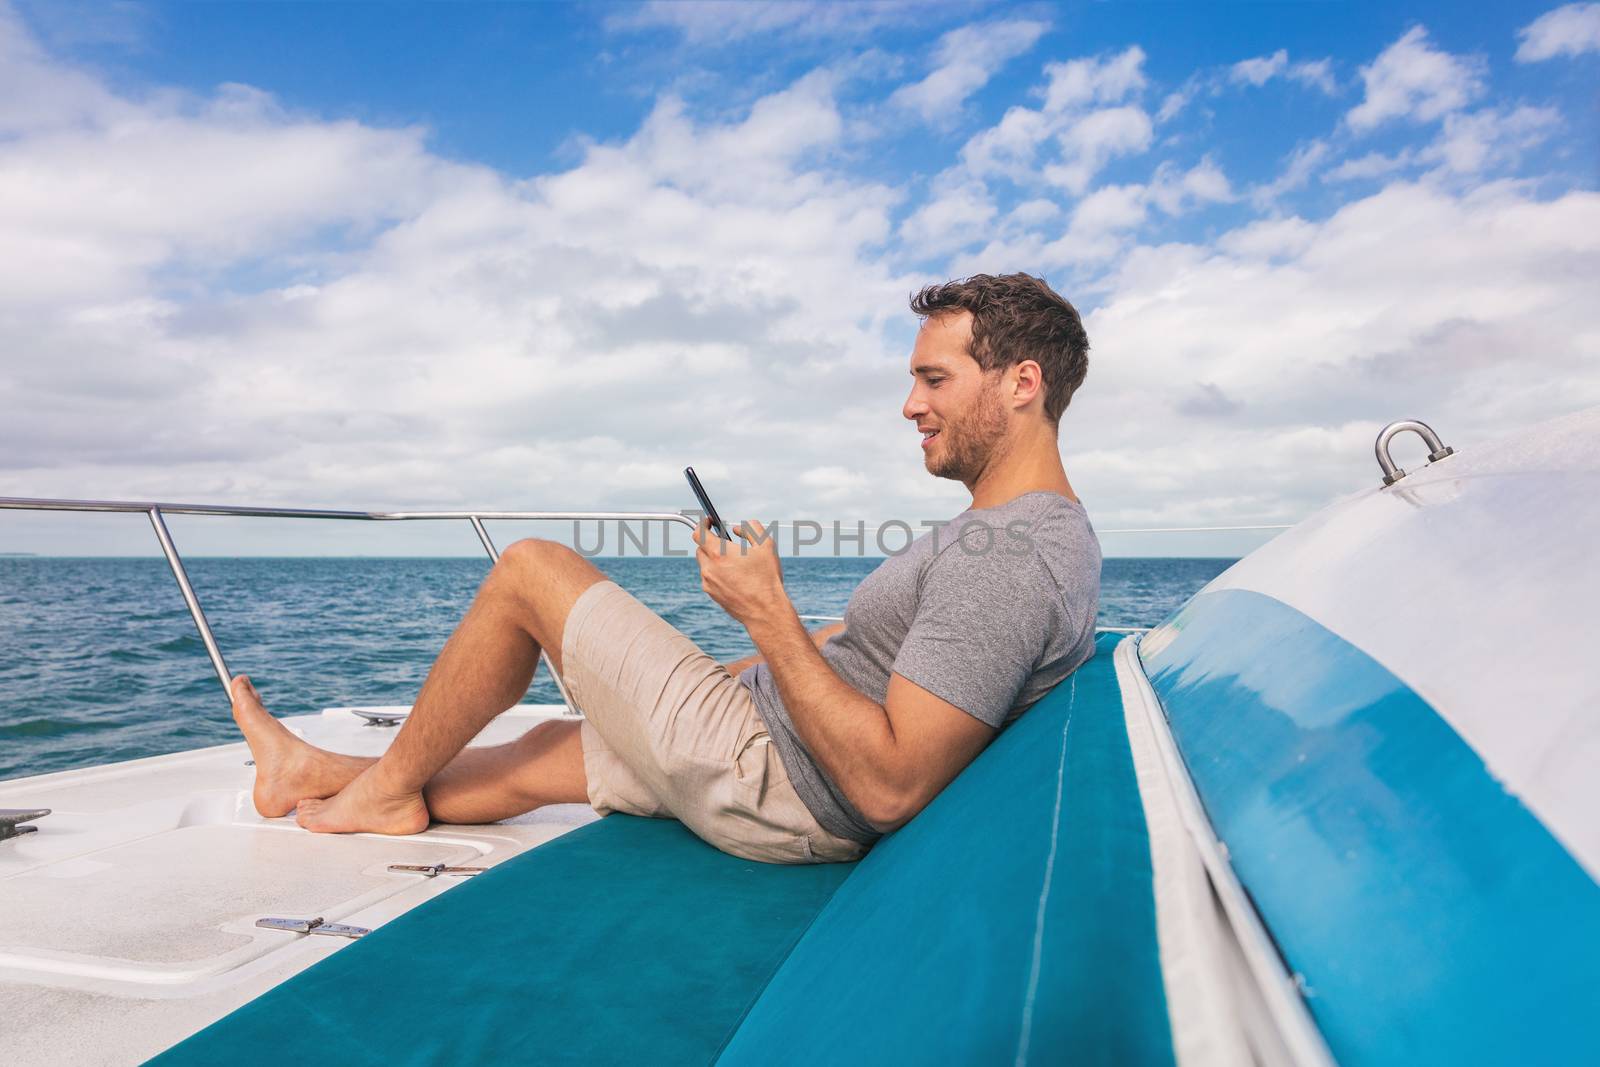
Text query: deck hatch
0 822 477 981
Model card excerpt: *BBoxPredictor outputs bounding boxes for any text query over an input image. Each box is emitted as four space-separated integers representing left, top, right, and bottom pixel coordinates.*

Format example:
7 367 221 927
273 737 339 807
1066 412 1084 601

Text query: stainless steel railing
2 496 1294 695
0 496 701 713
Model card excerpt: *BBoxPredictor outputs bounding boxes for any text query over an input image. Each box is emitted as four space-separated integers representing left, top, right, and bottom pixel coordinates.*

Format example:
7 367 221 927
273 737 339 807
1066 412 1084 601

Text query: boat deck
0 704 595 1066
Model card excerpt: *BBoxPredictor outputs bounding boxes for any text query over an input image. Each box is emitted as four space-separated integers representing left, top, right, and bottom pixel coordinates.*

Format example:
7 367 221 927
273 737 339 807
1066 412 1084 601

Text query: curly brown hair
910 273 1090 423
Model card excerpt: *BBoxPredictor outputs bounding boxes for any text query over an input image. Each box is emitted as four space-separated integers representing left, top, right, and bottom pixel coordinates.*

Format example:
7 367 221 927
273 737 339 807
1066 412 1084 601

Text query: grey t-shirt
739 491 1101 844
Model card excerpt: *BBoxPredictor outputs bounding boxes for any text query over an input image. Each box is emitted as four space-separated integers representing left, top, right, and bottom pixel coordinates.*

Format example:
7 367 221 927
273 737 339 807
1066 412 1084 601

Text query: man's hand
693 518 789 629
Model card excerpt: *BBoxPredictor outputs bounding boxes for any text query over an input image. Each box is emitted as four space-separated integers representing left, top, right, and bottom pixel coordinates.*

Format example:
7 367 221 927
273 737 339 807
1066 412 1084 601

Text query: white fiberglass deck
0 704 597 1067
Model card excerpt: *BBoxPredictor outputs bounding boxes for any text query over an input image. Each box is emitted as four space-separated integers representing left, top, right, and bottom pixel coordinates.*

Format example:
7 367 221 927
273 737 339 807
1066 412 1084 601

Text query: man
231 273 1100 864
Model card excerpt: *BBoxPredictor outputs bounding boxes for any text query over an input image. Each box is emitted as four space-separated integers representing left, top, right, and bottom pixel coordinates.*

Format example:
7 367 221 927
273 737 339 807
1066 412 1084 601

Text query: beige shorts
560 581 869 865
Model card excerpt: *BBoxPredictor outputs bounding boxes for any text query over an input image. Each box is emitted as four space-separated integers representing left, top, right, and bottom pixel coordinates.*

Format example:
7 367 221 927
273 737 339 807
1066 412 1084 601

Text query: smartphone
684 467 732 541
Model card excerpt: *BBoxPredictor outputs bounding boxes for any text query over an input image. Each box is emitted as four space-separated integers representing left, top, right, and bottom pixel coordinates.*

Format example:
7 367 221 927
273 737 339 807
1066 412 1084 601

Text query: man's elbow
857 783 927 835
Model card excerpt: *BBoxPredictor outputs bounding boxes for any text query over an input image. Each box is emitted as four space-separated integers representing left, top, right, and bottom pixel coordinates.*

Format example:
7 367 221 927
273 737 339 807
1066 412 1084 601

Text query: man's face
903 312 1008 485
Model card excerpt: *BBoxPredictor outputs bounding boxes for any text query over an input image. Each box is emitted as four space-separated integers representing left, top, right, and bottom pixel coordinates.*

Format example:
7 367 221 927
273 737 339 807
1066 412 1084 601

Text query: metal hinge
255 916 371 939
388 861 487 878
0 808 50 842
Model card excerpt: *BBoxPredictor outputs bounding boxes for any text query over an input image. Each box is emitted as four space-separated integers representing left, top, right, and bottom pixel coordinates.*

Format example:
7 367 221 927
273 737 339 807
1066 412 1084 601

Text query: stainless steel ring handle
1375 419 1454 486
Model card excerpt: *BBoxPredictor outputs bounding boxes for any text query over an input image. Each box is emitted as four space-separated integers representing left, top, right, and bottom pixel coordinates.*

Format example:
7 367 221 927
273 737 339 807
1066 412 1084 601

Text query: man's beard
928 383 1007 483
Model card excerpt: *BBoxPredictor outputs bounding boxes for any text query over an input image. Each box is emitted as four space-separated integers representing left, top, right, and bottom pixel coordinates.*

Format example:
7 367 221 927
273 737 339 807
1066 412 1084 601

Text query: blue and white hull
1132 405 1600 1064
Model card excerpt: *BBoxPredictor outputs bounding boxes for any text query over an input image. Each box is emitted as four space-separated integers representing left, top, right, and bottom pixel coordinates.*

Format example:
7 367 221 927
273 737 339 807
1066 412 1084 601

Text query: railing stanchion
468 516 498 561
147 507 233 699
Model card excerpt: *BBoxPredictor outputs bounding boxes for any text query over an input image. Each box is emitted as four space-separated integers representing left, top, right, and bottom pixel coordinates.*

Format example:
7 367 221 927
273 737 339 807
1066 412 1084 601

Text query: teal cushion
718 632 1174 1065
151 815 853 1067
153 633 1172 1066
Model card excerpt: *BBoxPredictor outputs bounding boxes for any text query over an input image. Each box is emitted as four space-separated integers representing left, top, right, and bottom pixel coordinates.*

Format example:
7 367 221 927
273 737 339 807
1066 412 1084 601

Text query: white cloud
1 101 453 306
1069 184 1148 234
1155 89 1190 124
1287 58 1338 94
1516 3 1600 61
1043 105 1154 194
1426 106 1561 174
1325 149 1415 183
0 5 131 135
960 46 1150 184
0 15 941 539
1230 50 1339 94
959 103 1053 178
607 0 919 44
1252 140 1330 205
1216 216 1319 260
1074 181 1600 525
1008 198 1061 227
1147 157 1233 214
1325 105 1561 181
1230 49 1288 86
899 182 998 257
1041 46 1148 111
889 18 1047 122
1 9 1594 560
945 157 1232 274
1346 26 1485 132
13 0 151 51
800 464 872 502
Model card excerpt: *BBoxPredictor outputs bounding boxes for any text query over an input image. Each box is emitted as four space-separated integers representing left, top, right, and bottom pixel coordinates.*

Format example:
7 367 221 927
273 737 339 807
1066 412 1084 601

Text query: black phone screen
684 467 732 541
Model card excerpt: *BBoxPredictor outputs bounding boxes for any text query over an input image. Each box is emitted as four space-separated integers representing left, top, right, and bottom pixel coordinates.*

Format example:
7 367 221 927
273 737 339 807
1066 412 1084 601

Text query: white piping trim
1014 677 1074 1067
1117 640 1253 1067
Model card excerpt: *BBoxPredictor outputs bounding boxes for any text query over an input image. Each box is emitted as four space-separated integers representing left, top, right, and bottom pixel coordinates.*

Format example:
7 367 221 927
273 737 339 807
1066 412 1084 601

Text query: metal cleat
351 708 406 727
0 808 50 842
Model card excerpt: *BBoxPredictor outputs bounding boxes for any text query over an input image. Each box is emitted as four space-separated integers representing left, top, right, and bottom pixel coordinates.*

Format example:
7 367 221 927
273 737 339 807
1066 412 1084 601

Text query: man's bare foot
230 675 371 818
295 770 430 836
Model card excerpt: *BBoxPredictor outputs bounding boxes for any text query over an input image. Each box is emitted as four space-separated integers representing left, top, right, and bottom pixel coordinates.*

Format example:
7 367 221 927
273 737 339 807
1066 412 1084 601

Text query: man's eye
926 377 945 386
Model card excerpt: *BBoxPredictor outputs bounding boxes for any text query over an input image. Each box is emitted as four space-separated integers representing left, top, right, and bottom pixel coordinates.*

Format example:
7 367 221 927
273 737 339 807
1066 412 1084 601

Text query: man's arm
744 611 993 831
721 622 843 676
695 521 993 832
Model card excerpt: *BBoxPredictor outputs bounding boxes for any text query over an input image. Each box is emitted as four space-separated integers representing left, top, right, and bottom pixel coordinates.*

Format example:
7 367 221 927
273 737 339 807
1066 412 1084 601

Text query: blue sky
37 2 1590 220
43 6 1584 174
1 0 1597 556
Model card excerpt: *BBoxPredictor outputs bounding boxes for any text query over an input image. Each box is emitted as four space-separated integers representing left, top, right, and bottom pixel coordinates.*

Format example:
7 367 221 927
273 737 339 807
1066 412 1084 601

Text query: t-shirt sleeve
890 544 1056 728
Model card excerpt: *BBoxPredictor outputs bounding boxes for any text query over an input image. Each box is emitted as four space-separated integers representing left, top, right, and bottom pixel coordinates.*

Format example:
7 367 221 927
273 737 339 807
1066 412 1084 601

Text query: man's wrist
743 596 804 647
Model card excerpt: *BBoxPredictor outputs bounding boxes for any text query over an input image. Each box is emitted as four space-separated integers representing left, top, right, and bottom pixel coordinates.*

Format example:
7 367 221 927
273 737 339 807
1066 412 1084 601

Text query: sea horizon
0 555 1232 782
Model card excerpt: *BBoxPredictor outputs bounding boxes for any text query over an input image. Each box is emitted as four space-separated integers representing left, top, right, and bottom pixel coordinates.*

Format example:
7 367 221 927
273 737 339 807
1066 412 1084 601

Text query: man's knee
488 537 607 653
499 537 576 573
514 718 579 758
493 537 592 594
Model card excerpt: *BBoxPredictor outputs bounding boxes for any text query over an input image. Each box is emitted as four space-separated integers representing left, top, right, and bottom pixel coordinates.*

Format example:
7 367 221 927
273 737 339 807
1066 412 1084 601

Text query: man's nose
903 389 927 421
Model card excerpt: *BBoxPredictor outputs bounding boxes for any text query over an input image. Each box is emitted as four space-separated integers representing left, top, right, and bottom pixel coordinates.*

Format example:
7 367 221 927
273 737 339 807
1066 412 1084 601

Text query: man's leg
421 717 588 822
232 676 588 823
239 538 606 834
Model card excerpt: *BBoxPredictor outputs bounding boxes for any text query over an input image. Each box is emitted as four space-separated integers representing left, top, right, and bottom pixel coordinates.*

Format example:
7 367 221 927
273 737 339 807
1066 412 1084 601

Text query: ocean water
0 556 1232 783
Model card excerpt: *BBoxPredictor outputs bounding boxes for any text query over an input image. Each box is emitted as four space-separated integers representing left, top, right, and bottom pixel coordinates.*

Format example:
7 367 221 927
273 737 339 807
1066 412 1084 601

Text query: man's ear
1011 360 1045 409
